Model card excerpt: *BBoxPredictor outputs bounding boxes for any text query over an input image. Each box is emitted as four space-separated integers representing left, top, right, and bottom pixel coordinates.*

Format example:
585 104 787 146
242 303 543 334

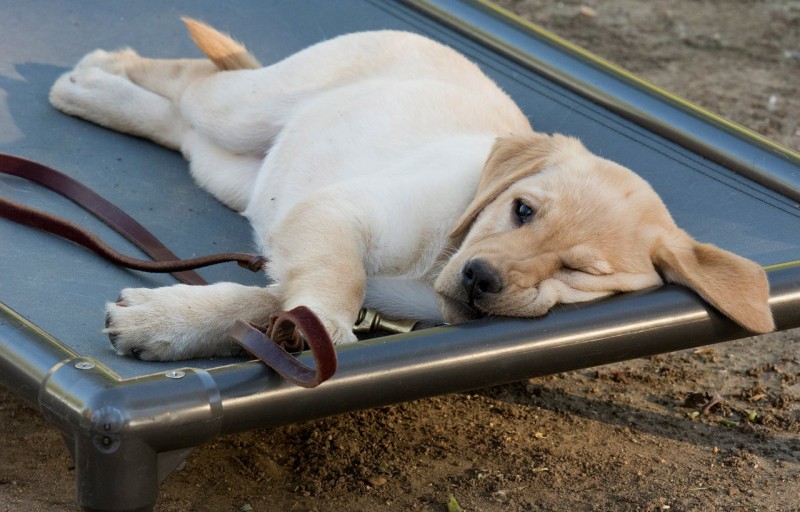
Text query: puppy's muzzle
462 259 503 302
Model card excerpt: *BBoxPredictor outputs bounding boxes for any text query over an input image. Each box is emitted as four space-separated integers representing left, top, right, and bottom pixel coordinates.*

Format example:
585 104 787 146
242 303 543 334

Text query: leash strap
0 153 264 284
0 153 336 387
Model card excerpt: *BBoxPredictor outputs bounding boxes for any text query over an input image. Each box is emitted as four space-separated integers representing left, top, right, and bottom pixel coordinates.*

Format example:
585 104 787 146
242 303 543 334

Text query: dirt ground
2 1 799 511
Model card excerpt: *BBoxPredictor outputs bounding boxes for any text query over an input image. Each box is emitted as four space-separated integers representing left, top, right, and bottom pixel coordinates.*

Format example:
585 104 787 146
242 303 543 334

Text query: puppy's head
434 134 774 333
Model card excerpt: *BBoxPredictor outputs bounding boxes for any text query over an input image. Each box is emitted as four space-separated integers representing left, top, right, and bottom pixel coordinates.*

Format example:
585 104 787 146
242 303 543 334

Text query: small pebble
366 476 387 486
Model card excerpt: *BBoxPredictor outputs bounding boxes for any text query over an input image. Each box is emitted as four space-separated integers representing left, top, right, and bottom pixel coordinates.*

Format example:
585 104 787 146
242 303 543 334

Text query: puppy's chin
436 293 485 323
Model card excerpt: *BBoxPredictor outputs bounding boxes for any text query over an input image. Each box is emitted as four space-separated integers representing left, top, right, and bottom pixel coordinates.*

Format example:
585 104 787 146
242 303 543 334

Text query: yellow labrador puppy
49 20 773 360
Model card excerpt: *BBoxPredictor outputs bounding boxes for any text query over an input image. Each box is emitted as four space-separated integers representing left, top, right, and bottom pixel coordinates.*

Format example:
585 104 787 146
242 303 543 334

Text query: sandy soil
2 1 799 511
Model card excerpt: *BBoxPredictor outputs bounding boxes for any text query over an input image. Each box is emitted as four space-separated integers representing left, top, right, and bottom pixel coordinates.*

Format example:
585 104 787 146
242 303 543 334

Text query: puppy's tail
182 17 261 71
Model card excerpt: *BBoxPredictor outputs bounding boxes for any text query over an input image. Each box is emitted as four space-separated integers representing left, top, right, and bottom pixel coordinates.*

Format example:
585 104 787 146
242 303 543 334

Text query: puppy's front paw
104 286 243 361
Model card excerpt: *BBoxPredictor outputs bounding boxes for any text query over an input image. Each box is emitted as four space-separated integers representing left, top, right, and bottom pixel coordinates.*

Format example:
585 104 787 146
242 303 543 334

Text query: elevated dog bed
2 0 799 510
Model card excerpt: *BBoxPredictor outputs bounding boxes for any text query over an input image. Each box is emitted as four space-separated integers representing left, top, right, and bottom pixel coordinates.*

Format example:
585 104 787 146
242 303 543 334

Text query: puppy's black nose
462 259 502 301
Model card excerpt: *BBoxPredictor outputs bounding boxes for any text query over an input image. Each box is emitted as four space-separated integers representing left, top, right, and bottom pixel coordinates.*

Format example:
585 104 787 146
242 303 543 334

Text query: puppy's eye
514 200 535 225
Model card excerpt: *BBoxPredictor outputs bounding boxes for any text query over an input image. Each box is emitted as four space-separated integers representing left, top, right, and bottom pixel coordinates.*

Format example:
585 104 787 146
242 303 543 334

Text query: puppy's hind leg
49 49 207 150
116 52 222 104
181 130 262 212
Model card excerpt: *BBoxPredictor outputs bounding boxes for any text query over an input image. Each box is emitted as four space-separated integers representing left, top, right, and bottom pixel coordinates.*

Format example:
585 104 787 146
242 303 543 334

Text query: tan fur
182 17 260 71
652 231 774 333
450 133 554 240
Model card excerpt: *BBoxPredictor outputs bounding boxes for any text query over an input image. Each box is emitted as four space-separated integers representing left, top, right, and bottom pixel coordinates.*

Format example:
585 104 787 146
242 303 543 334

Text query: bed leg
38 360 223 512
72 432 160 512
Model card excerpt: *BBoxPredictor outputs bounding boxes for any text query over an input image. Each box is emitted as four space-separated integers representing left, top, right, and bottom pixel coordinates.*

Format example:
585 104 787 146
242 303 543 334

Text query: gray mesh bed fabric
1 1 800 510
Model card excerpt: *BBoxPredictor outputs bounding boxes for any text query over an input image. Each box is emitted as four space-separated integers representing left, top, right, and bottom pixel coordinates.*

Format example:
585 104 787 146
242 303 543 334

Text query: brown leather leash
0 153 336 388
230 309 336 388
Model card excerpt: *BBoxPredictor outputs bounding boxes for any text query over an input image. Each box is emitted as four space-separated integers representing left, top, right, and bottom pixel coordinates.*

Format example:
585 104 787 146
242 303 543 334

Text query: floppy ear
450 133 557 241
652 229 774 333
